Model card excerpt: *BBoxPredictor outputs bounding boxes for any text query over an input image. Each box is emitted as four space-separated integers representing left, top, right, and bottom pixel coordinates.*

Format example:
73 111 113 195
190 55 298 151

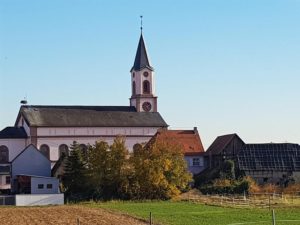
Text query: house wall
0 139 27 161
31 177 60 194
185 156 205 175
11 145 51 182
244 170 300 185
36 127 158 137
223 138 245 159
34 127 160 161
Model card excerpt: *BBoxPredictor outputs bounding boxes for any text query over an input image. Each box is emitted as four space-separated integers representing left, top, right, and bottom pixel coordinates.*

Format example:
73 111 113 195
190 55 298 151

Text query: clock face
142 102 152 112
143 71 149 77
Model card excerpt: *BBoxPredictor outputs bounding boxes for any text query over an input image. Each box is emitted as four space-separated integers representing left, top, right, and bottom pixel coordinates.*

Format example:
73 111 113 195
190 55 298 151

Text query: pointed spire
131 33 153 72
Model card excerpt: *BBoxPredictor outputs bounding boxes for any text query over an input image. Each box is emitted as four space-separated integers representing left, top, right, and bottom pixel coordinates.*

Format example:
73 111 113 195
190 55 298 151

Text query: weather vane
140 15 143 33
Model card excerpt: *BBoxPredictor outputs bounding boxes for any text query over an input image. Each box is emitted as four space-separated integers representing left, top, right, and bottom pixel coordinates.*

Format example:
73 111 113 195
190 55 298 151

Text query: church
0 32 205 191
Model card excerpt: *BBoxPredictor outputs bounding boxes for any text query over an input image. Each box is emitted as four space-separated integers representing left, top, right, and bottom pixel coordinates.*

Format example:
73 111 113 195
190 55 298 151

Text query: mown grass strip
87 201 300 225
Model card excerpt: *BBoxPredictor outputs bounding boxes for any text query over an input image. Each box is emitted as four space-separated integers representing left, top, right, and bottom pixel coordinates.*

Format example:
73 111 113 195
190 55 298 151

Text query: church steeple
131 34 154 72
130 30 157 113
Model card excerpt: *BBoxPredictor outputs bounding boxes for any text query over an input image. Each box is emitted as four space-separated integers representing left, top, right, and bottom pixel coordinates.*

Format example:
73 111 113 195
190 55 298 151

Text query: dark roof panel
18 105 168 127
0 127 27 139
131 34 153 72
237 143 300 171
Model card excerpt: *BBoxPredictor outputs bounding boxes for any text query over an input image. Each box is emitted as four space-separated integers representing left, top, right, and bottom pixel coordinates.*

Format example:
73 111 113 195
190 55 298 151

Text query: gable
11 145 51 178
206 133 245 155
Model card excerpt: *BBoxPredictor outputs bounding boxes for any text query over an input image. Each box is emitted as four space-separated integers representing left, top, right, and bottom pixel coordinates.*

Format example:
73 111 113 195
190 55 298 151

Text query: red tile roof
147 128 205 155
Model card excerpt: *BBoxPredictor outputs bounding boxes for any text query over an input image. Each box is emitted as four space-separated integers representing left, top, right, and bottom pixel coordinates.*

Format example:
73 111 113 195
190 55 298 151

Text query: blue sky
0 0 299 148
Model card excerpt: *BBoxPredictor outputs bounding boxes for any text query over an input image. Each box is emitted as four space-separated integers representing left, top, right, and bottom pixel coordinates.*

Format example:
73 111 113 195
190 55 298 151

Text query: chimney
193 127 198 134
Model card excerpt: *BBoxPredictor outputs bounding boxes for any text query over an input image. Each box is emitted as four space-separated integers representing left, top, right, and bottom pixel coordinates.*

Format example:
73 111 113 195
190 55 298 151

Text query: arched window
0 145 9 163
132 81 136 95
143 80 150 94
79 144 88 157
40 144 50 159
59 144 69 157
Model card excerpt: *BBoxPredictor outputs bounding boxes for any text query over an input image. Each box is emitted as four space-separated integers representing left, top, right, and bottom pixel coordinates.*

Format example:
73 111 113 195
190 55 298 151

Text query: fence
183 192 300 208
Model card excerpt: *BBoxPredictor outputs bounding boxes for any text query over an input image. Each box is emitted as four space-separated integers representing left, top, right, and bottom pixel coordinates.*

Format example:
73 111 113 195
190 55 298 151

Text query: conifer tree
63 141 88 198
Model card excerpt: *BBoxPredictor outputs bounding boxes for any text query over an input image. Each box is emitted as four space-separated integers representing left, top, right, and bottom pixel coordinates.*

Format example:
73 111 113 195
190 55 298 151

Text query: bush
199 177 252 195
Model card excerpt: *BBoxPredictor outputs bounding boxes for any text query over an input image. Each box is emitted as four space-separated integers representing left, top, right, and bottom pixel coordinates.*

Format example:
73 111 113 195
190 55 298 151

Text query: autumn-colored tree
63 137 192 200
131 140 193 199
87 137 130 199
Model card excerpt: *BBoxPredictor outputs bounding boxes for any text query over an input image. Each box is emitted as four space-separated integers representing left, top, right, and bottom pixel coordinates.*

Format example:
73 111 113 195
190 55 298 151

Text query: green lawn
87 201 300 225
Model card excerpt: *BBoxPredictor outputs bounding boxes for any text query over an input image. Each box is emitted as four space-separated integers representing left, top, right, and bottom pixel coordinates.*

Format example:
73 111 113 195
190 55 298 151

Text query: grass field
88 201 300 225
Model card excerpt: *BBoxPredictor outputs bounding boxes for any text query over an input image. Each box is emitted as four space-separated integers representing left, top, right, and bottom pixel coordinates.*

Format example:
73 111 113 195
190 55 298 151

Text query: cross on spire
140 15 143 33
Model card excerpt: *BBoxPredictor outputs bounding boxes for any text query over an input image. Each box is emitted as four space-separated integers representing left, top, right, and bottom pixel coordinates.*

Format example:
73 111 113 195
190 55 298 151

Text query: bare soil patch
0 205 147 225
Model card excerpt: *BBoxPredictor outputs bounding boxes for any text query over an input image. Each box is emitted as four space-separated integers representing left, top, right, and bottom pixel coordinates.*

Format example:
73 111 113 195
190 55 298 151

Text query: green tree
107 137 130 198
63 141 88 198
87 137 130 199
87 140 109 199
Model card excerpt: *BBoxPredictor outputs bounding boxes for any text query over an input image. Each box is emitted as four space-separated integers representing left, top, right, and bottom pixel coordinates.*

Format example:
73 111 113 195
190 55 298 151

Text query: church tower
130 33 157 112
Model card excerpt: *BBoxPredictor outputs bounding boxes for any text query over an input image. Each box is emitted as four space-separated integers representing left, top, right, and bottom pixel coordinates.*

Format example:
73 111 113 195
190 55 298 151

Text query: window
192 158 202 166
143 80 150 94
132 81 136 95
59 144 69 157
6 176 10 184
40 144 50 159
38 184 44 189
47 184 53 189
79 144 88 158
0 145 9 163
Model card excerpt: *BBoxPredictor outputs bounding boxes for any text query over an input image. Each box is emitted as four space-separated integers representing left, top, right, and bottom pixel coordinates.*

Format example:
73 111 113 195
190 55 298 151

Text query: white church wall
36 135 156 161
133 71 142 95
0 139 27 161
37 127 158 137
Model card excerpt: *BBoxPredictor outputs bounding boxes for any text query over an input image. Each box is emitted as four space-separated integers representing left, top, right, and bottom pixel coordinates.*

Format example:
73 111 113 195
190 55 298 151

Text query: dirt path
0 205 147 225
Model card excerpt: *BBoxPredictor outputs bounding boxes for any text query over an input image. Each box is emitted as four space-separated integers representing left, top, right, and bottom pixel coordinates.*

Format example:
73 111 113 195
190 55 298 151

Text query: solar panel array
237 143 300 171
